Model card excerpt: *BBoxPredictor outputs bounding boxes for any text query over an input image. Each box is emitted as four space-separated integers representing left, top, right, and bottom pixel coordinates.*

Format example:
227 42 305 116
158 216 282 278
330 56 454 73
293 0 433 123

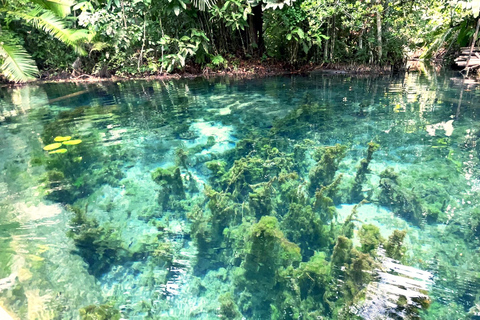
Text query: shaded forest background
1 0 480 82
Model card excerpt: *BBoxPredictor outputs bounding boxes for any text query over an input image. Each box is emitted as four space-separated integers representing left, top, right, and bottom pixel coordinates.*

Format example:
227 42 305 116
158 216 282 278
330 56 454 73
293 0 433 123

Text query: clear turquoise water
0 73 480 319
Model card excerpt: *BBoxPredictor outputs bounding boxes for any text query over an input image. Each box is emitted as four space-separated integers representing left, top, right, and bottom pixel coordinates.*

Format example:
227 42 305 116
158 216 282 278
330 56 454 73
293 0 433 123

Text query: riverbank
0 60 413 87
1 59 478 88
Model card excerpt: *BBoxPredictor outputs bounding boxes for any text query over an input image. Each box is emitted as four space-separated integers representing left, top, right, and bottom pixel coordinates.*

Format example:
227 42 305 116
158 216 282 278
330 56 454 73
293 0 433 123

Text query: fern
0 43 39 82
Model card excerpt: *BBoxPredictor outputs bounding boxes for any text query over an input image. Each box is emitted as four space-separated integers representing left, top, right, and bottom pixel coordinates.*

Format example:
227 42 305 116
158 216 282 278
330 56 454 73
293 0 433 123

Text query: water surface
1 72 480 319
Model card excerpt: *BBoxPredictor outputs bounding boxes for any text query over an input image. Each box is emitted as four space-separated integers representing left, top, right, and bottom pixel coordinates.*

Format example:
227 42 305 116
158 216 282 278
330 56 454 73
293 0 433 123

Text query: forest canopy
0 0 479 82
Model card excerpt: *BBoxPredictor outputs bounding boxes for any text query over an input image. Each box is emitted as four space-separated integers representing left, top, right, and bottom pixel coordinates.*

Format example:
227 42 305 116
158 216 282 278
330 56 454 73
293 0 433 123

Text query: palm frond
192 0 216 11
15 8 88 55
0 44 39 82
30 0 74 17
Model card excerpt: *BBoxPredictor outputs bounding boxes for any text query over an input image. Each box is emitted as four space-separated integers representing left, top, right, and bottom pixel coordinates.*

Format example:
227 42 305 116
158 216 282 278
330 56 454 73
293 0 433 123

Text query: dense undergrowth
1 0 480 82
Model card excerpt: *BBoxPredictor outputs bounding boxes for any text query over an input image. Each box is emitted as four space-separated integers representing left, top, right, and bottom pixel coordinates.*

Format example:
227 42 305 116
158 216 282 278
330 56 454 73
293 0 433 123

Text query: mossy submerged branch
50 104 436 319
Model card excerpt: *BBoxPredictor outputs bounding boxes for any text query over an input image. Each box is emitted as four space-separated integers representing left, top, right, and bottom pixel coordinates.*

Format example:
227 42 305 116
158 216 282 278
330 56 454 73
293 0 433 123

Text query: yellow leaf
49 148 68 154
62 139 82 145
54 136 72 142
43 143 62 151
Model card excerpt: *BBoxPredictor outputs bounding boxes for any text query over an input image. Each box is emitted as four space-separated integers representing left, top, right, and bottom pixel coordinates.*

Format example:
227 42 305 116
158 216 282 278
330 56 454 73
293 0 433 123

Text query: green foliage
0 0 88 82
379 168 437 225
218 292 242 320
308 144 347 194
350 142 379 202
282 203 329 258
385 229 407 261
358 224 383 254
151 166 186 208
67 205 131 277
79 302 121 320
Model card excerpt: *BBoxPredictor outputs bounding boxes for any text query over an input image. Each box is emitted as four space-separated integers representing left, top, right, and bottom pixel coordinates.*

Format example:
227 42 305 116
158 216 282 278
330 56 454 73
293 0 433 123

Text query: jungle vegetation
0 0 480 82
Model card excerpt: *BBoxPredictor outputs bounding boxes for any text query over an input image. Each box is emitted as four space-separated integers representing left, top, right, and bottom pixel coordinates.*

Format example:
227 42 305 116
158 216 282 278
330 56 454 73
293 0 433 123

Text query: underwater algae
0 73 480 319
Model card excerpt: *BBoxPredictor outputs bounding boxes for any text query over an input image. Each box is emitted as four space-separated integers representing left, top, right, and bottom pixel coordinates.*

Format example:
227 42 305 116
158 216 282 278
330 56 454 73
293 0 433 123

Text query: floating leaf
54 136 72 142
62 139 82 145
49 148 68 154
43 143 62 151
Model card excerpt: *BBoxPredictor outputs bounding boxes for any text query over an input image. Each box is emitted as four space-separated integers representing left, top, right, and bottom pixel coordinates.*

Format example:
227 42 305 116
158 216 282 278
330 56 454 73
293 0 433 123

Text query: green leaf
286 34 292 41
0 44 39 82
15 8 88 55
30 0 73 18
173 6 180 16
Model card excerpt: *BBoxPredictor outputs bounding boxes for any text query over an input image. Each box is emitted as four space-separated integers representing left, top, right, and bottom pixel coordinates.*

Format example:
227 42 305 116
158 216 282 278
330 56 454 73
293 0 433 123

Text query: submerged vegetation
1 0 480 82
0 72 480 319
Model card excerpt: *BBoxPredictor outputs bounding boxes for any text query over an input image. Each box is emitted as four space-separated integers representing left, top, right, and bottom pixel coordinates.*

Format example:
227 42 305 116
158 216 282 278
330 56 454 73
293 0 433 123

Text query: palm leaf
192 0 216 11
15 8 88 55
0 44 39 82
30 0 74 17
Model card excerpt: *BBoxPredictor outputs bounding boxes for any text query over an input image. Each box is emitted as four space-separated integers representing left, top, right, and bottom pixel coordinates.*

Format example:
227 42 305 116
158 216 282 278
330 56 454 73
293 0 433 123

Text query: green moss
243 216 301 280
282 203 329 259
385 229 407 261
308 144 347 194
331 236 353 272
218 293 242 319
79 302 121 320
152 166 185 208
379 168 436 225
67 206 133 277
358 224 384 254
350 142 379 202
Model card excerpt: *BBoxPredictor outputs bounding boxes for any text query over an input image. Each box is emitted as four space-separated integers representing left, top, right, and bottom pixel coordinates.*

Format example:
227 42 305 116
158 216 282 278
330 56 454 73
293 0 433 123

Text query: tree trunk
249 4 264 57
376 0 383 63
324 23 329 61
359 29 363 50
330 15 336 60
465 17 480 77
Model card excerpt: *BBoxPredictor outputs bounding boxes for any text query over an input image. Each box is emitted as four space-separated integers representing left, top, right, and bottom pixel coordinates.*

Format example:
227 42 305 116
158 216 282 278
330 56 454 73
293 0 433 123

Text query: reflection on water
0 72 480 319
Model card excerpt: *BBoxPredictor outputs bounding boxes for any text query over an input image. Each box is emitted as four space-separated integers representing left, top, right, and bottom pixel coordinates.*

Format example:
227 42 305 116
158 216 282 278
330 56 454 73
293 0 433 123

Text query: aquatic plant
281 203 330 259
350 142 379 202
293 252 333 314
358 224 384 255
218 292 242 320
378 168 436 225
308 144 347 195
236 216 301 317
271 103 331 138
67 206 134 277
43 143 62 151
385 229 407 261
152 166 186 208
79 302 121 320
